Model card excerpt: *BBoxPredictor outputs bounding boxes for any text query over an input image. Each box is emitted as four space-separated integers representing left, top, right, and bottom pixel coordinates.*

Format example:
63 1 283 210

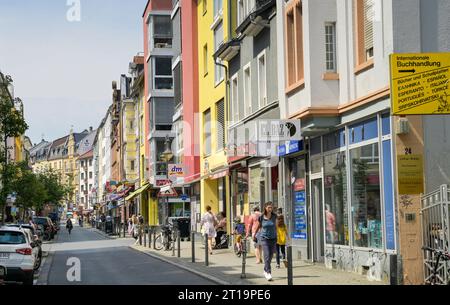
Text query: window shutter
363 0 374 54
216 100 225 150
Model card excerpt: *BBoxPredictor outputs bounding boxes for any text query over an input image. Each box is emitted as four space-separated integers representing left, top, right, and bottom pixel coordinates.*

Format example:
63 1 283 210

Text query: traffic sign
158 187 178 197
181 194 188 201
390 53 450 115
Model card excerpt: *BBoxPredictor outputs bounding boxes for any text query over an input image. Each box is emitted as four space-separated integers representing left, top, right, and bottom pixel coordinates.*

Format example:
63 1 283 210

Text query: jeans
276 244 286 265
260 238 277 274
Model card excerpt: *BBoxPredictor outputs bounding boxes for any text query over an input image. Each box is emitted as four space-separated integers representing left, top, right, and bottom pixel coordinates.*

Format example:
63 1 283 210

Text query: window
174 62 182 106
355 0 374 69
285 0 304 90
81 185 84 192
140 115 144 145
81 197 84 204
131 160 135 171
89 159 92 166
151 98 175 130
257 51 267 108
89 184 92 191
154 57 173 90
153 15 172 48
214 22 224 84
350 143 382 249
89 172 92 179
216 99 225 150
238 0 255 25
243 64 252 116
324 152 348 245
203 44 208 76
204 109 211 156
81 173 84 180
325 23 337 72
231 74 239 122
214 0 223 18
129 120 133 130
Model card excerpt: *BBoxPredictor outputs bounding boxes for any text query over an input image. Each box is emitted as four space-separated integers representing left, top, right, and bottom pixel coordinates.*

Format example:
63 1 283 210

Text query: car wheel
23 271 34 285
34 251 42 271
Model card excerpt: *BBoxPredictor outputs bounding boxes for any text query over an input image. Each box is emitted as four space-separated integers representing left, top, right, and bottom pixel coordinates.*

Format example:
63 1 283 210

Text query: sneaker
264 272 271 281
276 264 280 269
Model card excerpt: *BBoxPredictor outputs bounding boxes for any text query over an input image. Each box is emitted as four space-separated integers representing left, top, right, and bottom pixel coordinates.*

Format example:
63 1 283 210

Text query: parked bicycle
154 224 174 251
422 246 450 285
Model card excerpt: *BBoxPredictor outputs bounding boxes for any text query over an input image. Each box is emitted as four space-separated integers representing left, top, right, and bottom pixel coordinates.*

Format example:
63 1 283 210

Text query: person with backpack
254 202 277 281
246 206 262 264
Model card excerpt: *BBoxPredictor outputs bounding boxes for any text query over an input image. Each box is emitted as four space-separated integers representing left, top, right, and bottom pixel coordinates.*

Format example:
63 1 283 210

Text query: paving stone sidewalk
130 238 387 285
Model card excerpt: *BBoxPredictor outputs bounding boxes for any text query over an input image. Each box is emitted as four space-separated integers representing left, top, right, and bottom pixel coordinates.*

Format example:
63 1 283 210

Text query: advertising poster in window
293 191 307 239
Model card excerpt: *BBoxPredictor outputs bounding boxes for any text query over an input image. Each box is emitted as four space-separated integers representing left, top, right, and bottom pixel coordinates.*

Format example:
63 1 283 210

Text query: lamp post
159 135 173 225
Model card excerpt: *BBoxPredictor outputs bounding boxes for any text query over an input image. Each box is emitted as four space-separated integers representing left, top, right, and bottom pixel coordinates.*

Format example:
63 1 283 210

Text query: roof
0 226 24 232
78 149 94 160
76 130 96 155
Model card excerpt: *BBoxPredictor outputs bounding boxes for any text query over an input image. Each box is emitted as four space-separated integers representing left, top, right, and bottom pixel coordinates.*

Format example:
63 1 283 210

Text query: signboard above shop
390 53 450 115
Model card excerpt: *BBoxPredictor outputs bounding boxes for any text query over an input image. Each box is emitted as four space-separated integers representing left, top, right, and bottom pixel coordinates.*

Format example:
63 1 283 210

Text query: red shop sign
294 178 305 191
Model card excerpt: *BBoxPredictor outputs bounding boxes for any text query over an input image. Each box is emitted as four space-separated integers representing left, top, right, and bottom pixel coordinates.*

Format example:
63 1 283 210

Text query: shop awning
125 183 150 201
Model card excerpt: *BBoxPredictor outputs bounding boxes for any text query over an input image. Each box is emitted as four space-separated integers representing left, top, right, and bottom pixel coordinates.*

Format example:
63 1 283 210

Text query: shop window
349 118 377 144
290 157 307 240
382 113 391 136
323 129 345 152
350 143 382 249
324 152 349 246
249 167 266 208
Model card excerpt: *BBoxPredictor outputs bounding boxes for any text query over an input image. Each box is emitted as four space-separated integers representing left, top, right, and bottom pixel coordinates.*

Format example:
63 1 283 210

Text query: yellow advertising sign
390 53 450 115
397 154 424 195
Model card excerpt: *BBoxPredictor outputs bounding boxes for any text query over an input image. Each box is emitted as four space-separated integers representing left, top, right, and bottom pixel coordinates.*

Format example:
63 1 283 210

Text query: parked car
0 264 6 285
5 225 42 271
0 226 37 285
33 217 55 240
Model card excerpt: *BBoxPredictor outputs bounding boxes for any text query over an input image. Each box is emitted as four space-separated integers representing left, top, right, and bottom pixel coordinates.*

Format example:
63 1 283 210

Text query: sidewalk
130 238 387 285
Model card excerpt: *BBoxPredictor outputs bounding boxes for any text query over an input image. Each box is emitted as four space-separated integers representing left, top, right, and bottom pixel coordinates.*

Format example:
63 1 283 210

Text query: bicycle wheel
154 234 164 250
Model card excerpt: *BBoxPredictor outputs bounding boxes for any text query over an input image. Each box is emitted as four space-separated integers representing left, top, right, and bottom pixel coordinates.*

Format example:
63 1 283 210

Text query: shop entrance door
311 178 324 262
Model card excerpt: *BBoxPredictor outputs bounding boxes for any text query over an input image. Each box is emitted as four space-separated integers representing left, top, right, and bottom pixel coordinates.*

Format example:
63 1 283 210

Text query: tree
12 161 47 221
0 73 29 224
37 169 71 213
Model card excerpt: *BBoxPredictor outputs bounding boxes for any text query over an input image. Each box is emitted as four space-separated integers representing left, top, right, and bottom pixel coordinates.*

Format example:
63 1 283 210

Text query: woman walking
246 206 262 264
132 215 140 245
276 215 289 268
200 205 218 255
255 202 277 281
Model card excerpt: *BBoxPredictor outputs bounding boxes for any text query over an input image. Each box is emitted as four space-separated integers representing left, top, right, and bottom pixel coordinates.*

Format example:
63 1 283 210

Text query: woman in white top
200 205 218 255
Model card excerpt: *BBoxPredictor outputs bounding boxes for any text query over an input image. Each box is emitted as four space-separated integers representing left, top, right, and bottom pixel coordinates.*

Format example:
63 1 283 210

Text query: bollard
287 245 293 285
191 231 195 263
172 230 176 257
123 223 126 238
241 238 247 278
153 228 157 249
139 228 142 246
177 229 181 258
144 226 147 247
148 227 152 248
204 233 209 266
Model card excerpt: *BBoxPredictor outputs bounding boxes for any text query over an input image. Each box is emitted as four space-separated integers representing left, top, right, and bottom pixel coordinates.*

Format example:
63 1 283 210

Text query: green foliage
38 168 71 206
12 161 47 212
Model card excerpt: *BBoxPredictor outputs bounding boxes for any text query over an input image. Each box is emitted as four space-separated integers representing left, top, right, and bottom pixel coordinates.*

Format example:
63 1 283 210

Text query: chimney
89 126 93 132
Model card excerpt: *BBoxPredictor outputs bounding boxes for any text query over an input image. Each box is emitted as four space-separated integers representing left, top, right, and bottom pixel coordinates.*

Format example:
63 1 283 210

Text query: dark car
33 217 55 240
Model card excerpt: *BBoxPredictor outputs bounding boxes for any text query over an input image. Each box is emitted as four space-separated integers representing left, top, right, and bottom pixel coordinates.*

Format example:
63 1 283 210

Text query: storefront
281 112 397 280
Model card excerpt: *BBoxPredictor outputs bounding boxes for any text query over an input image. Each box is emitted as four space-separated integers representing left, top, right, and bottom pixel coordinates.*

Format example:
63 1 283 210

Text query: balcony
214 38 241 62
236 0 275 37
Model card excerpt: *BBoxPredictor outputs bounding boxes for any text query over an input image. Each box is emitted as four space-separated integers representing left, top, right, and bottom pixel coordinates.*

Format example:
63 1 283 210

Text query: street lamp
159 135 173 225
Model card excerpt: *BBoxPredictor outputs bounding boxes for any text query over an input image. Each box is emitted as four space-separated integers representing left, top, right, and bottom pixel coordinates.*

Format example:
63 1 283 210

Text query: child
276 215 289 268
233 217 246 255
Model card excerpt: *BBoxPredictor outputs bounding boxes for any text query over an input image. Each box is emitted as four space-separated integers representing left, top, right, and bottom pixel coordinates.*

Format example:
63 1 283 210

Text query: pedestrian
128 215 134 237
325 205 336 244
133 215 140 245
246 206 263 264
214 212 227 249
200 205 218 255
254 202 277 281
66 218 73 235
276 214 289 269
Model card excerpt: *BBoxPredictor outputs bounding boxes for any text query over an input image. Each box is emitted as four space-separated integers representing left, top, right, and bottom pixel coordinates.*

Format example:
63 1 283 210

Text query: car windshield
7 225 35 235
0 231 26 244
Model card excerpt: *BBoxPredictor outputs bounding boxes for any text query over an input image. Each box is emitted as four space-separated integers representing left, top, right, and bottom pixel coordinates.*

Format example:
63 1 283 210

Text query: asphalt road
41 223 215 285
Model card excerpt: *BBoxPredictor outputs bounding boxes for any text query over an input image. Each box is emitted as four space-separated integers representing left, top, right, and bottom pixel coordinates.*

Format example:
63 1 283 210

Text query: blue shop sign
295 207 305 216
295 191 305 203
278 140 304 156
293 233 307 240
295 223 306 230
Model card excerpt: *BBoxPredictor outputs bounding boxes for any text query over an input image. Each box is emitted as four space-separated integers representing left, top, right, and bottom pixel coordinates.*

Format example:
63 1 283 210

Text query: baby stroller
214 232 229 249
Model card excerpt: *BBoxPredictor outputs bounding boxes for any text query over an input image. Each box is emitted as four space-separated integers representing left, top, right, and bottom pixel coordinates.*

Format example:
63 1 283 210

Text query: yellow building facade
197 0 231 223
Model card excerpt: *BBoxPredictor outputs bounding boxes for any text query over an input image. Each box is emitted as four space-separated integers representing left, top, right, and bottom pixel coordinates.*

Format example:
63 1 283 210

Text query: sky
0 0 148 144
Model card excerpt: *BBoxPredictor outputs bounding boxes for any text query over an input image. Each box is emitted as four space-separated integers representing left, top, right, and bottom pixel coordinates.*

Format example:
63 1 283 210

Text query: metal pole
191 231 195 263
241 238 247 278
144 225 147 247
172 229 176 256
287 245 293 285
153 227 157 249
123 222 126 238
177 228 181 257
204 233 209 266
139 225 142 245
148 226 152 248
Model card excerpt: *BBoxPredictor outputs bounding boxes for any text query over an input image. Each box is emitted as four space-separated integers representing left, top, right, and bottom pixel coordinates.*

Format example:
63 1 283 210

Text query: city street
38 224 215 285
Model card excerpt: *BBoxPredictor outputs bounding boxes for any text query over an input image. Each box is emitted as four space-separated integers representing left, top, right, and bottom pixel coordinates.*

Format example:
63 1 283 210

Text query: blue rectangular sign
295 191 305 203
278 140 304 156
293 233 307 240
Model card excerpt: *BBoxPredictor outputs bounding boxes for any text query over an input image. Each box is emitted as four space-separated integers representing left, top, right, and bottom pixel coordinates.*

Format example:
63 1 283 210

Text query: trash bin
174 217 190 239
